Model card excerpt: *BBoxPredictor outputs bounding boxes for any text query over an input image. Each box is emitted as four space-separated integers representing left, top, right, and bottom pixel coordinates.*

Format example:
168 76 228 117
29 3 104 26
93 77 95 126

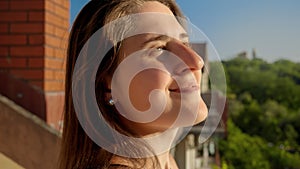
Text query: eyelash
148 41 191 56
183 42 191 48
156 42 190 50
156 45 166 51
147 45 166 57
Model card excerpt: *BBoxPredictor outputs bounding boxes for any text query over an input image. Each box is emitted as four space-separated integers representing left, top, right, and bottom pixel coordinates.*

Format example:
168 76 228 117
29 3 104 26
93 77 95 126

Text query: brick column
0 0 69 130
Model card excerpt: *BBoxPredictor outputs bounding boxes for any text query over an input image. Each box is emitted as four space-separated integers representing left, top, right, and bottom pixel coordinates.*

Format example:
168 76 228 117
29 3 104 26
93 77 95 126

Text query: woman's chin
193 101 208 125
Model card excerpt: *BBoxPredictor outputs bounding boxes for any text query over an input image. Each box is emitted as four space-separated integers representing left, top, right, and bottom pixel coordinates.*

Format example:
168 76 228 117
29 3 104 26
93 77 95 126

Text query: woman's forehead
129 13 186 41
129 1 185 38
137 1 173 15
105 1 186 46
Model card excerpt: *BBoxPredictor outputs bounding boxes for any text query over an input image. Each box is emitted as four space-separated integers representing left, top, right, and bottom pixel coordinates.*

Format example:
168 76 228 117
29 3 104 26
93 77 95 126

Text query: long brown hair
59 0 183 168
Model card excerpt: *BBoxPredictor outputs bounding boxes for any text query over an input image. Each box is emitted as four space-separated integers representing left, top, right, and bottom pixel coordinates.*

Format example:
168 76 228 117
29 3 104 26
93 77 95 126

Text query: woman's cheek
129 70 170 112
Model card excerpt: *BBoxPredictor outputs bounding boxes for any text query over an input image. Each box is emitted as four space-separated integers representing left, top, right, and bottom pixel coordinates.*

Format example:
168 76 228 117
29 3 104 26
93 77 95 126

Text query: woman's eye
148 46 166 56
183 42 191 48
156 46 166 51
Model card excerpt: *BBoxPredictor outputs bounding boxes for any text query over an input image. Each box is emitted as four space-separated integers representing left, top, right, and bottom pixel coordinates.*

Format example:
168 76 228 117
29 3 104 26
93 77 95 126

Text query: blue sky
70 0 300 62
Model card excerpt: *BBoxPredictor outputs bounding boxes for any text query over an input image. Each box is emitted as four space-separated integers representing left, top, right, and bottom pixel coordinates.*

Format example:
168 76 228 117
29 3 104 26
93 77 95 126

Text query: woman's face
110 1 208 135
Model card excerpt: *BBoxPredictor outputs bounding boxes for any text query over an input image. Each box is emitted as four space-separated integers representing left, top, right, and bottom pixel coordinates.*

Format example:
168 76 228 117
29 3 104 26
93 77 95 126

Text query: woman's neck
143 128 178 154
142 128 179 169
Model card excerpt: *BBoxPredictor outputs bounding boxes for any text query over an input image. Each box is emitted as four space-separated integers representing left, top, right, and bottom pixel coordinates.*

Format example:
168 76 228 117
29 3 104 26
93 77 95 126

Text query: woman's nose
168 40 204 75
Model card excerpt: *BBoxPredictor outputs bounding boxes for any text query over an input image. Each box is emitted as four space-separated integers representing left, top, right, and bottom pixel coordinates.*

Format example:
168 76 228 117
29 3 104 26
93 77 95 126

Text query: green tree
219 120 270 169
218 57 300 168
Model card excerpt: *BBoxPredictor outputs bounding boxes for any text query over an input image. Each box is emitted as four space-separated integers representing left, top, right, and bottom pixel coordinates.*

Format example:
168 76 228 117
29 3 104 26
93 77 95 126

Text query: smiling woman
60 0 208 169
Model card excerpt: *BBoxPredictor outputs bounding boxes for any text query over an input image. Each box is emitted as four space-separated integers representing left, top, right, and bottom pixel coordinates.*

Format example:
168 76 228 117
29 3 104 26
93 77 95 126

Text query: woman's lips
169 85 200 93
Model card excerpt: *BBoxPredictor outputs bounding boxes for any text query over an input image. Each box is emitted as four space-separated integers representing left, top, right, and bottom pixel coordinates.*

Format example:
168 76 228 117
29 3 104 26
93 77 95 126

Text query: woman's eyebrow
141 35 170 47
141 33 189 47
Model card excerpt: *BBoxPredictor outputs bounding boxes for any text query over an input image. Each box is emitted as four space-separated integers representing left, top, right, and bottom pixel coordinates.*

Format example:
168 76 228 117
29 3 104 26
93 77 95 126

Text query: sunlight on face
110 1 208 135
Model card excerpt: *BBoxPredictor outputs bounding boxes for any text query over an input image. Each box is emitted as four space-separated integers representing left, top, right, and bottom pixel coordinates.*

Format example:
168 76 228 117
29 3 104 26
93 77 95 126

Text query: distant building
237 51 248 59
252 48 257 59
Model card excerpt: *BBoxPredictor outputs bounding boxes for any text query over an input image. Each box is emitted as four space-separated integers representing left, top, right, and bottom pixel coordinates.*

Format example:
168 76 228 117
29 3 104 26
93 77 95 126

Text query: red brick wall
44 0 69 92
0 0 70 129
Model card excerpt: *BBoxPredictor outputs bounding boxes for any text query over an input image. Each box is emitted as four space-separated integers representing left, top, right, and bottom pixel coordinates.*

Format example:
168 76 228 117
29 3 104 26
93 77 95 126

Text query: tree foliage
213 57 300 169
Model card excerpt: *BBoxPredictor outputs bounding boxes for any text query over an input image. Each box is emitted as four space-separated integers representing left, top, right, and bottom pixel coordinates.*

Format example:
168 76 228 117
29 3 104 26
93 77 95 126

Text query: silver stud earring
108 98 115 106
